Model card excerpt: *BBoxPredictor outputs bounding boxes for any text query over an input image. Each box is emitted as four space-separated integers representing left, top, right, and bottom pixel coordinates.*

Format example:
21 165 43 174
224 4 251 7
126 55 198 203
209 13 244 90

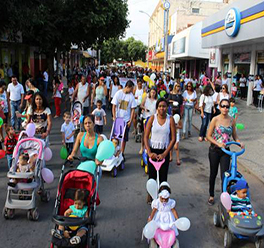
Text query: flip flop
177 161 181 166
208 197 214 206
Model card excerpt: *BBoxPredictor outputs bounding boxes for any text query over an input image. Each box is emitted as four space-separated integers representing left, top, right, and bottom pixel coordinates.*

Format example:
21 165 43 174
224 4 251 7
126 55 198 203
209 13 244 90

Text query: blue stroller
213 141 264 248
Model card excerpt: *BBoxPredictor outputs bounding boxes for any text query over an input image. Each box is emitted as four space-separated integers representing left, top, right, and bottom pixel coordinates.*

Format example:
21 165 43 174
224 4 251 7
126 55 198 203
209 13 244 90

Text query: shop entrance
258 64 264 78
234 64 250 78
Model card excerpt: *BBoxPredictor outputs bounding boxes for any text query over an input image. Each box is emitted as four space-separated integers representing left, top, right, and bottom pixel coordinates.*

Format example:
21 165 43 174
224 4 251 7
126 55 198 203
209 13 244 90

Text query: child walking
229 98 238 121
61 112 75 166
92 100 106 134
4 126 18 169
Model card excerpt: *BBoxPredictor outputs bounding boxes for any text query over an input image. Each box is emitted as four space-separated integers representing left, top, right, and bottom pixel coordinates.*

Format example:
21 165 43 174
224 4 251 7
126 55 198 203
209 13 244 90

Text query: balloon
221 192 232 211
69 215 79 230
149 159 165 171
160 90 166 98
26 123 36 137
175 217 191 231
236 123 244 130
95 140 115 161
173 114 180 124
80 115 84 124
41 168 54 184
60 146 68 160
143 220 158 239
143 75 150 82
146 179 158 200
0 117 3 127
142 92 147 99
173 101 179 107
44 147 52 161
77 161 97 175
149 79 155 88
0 149 6 159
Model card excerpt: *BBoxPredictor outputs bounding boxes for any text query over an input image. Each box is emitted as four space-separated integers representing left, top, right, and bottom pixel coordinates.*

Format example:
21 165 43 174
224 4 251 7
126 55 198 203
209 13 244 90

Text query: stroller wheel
41 190 51 202
213 212 221 227
224 230 233 248
3 208 15 219
255 237 264 248
27 210 33 220
94 233 100 248
145 164 148 174
2 207 8 219
119 161 125 171
141 159 144 168
32 208 39 221
111 167 117 177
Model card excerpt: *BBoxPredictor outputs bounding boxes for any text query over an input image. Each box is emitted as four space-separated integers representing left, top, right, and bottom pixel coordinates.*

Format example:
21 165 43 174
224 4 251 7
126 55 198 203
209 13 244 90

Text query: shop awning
155 52 165 59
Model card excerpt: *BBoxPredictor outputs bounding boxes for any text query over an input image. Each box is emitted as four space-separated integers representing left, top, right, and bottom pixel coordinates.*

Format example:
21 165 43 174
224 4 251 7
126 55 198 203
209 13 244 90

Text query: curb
191 122 264 185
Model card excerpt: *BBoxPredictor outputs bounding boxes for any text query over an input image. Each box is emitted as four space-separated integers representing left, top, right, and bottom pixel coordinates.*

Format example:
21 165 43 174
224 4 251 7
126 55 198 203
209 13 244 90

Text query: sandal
176 161 181 166
208 197 214 206
70 236 81 245
198 137 203 142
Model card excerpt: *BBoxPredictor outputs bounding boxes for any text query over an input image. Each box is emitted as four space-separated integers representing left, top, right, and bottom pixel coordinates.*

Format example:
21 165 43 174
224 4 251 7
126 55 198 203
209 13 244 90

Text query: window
192 8 200 14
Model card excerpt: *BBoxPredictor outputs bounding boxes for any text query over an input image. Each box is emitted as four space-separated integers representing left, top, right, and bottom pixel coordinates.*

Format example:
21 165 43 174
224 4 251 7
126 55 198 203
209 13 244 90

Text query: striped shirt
231 194 252 212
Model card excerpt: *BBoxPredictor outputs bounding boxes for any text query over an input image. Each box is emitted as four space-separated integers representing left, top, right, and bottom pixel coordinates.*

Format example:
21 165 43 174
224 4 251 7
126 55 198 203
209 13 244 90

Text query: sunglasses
220 105 230 109
222 87 226 90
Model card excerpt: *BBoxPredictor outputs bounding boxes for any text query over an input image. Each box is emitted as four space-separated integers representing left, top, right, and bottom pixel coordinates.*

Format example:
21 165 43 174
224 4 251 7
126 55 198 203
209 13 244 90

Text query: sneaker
70 236 81 245
51 229 62 239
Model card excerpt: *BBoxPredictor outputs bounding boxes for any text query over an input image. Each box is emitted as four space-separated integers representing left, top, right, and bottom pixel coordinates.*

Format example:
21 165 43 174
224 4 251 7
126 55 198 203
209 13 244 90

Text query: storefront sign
234 53 251 63
209 49 216 67
225 8 241 37
172 37 186 55
155 38 165 53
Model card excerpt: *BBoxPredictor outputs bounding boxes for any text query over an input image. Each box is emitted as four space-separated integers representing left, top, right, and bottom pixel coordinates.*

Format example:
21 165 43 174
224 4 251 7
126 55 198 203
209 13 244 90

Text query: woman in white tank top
217 84 229 108
144 98 176 203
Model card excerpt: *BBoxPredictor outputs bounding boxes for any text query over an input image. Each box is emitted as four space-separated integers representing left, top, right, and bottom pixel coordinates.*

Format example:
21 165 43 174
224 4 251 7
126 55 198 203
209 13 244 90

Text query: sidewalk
191 99 264 184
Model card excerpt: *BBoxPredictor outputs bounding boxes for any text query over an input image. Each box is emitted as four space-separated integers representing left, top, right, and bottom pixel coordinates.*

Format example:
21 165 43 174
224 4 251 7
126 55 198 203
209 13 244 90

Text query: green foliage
1 0 129 54
100 37 147 64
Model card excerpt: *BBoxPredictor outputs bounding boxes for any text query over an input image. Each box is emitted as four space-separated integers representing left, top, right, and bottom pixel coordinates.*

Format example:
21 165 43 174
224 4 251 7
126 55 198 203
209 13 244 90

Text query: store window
192 8 200 14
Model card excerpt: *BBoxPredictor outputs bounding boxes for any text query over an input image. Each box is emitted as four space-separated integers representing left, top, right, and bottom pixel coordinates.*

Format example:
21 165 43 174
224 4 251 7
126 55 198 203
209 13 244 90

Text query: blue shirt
69 205 88 218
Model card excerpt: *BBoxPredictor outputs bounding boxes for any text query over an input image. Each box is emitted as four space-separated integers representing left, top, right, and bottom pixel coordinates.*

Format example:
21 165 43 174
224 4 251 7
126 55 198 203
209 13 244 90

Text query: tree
1 0 129 76
100 37 147 65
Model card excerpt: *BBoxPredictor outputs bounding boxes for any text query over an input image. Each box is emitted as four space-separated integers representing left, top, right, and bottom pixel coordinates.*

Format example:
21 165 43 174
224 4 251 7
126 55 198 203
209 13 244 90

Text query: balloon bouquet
25 123 55 184
143 159 191 248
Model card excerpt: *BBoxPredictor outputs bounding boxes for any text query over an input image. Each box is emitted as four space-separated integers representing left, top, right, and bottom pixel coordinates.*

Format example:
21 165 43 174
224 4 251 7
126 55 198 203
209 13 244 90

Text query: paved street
0 108 264 248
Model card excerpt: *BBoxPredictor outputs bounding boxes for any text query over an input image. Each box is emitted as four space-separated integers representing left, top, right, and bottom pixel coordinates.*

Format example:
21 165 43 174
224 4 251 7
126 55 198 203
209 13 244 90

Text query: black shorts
124 124 130 142
94 125 103 134
3 113 8 124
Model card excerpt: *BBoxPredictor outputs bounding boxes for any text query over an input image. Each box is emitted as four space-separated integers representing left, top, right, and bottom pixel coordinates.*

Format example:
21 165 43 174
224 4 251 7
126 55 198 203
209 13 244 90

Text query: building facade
202 0 264 105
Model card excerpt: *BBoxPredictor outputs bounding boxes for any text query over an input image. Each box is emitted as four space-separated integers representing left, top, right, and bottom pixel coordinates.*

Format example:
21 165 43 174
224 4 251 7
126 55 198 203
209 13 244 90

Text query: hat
24 90 34 100
235 179 249 191
158 189 170 199
99 76 105 80
159 181 170 189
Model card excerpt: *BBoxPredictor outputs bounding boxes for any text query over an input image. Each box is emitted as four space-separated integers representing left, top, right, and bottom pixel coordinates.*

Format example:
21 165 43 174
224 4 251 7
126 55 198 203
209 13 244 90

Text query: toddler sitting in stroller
111 137 121 157
8 152 35 187
230 179 252 214
52 189 89 245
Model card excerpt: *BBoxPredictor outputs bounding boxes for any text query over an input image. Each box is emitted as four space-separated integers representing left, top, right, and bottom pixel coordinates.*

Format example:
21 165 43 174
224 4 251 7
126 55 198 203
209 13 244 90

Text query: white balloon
175 217 191 231
143 220 158 239
173 114 180 124
146 179 158 200
173 101 179 107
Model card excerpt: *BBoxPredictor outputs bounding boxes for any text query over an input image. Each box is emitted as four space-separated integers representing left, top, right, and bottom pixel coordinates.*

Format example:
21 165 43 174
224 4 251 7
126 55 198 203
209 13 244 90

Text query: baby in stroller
111 137 121 157
7 152 35 187
52 189 89 245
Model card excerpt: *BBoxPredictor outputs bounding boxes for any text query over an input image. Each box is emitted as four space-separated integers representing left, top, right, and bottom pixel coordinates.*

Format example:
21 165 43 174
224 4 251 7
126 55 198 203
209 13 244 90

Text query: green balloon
77 161 96 175
60 146 68 160
236 123 244 130
96 140 115 161
160 90 166 98
0 117 3 127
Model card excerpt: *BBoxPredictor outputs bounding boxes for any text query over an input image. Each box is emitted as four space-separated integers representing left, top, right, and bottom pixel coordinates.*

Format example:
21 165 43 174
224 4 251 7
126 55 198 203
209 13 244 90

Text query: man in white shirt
43 69 49 96
111 80 137 154
7 76 25 130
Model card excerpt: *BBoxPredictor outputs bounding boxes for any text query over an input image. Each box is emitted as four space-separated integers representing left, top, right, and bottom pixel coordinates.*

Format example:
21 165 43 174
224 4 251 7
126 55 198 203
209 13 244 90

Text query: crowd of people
1 63 260 243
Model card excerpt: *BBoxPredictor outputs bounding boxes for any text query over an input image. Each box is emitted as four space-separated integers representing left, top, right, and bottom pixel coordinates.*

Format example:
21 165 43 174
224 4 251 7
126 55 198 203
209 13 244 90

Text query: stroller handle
221 141 245 157
52 215 94 226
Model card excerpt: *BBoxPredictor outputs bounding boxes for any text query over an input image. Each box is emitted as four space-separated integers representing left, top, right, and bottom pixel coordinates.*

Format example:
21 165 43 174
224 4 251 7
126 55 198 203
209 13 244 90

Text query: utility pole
163 1 170 73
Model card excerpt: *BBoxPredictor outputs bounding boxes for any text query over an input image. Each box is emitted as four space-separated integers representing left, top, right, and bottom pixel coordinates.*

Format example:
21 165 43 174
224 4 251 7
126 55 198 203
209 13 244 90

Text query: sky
125 0 224 45
125 0 159 45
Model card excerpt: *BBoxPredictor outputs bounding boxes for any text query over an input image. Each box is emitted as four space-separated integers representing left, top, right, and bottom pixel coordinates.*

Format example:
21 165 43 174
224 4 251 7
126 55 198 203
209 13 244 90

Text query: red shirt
4 134 18 155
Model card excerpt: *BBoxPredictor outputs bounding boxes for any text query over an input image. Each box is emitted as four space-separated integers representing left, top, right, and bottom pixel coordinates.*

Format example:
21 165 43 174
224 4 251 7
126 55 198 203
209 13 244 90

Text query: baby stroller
213 142 264 248
72 101 83 135
2 136 50 220
101 118 125 177
51 158 100 248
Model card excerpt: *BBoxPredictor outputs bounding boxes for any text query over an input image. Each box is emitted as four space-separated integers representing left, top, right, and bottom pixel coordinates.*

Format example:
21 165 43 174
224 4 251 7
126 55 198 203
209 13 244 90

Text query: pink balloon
26 123 36 137
154 229 176 248
41 168 54 184
221 192 232 211
149 158 165 171
44 147 52 161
